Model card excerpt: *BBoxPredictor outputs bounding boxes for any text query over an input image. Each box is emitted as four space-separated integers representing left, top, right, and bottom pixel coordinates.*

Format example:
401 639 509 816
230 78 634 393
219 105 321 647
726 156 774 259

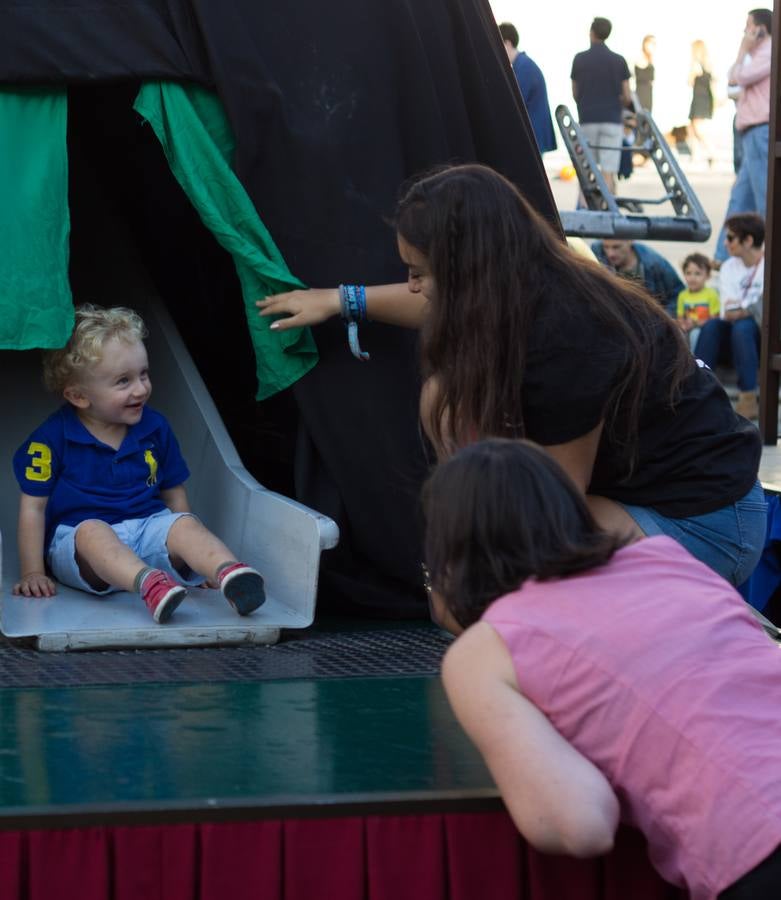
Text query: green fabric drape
0 88 73 349
134 82 318 400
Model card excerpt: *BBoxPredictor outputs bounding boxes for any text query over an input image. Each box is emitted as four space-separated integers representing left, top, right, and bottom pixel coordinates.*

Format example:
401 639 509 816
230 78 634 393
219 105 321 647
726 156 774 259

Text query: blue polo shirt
13 405 190 554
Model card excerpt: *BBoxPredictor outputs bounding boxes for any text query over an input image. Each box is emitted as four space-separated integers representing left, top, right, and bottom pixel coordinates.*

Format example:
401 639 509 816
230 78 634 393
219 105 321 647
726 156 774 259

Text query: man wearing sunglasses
696 213 765 419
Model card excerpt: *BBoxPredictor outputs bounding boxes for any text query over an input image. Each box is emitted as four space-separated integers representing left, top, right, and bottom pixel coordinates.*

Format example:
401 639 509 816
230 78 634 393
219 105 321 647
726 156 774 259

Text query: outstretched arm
442 623 620 857
14 493 56 597
256 284 427 331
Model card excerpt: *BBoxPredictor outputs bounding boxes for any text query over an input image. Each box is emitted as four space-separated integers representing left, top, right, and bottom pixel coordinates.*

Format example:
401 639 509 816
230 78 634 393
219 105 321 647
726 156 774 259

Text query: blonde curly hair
43 304 148 394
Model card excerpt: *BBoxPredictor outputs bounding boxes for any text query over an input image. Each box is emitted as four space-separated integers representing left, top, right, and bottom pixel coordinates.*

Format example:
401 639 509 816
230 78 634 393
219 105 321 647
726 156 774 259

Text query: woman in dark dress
689 39 715 165
634 34 655 111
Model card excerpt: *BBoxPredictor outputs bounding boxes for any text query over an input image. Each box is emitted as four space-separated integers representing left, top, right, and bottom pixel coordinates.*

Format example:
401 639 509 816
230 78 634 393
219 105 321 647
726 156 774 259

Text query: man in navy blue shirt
499 22 556 155
571 17 632 195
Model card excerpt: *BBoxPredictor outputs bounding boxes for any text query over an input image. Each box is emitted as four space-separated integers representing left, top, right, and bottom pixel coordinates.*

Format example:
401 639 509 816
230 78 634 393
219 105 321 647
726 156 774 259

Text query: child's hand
13 572 57 598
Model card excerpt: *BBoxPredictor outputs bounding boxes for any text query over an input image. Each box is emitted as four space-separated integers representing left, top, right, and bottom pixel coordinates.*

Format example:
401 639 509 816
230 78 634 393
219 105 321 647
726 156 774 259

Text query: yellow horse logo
144 449 158 486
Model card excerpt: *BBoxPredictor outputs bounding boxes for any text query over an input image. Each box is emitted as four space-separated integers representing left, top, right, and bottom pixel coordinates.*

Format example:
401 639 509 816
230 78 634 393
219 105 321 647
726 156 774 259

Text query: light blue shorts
621 480 767 587
47 509 203 595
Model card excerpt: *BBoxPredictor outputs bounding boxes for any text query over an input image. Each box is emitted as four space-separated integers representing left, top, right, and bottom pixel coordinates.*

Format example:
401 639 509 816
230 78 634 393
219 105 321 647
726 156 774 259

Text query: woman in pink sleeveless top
423 439 781 900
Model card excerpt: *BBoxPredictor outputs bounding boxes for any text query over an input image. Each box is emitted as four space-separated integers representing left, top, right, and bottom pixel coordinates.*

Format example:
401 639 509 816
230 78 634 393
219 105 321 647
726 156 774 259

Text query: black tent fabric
1 0 558 616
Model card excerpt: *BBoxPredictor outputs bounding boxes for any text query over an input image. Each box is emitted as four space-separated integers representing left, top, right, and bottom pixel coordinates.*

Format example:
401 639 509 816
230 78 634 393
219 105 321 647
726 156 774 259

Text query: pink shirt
483 537 781 900
729 39 772 131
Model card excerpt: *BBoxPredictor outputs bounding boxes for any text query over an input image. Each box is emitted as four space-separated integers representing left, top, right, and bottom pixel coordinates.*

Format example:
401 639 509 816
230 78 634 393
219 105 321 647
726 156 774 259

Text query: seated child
676 252 720 351
12 304 266 624
424 438 781 899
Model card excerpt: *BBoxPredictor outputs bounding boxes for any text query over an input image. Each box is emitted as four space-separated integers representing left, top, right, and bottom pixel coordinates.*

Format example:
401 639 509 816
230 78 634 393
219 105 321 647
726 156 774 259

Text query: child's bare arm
160 484 191 514
14 493 56 597
443 623 619 857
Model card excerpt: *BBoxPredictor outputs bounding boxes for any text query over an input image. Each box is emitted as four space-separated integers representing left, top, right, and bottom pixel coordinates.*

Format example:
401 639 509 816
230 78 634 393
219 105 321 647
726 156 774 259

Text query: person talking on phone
713 8 772 264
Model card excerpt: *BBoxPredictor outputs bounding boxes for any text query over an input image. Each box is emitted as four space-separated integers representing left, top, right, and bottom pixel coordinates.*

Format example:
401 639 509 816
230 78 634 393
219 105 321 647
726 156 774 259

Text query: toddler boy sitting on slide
12 304 265 624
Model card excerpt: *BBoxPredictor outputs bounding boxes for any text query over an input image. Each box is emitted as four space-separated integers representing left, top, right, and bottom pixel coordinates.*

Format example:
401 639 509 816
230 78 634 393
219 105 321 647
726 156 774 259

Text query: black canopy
2 0 558 615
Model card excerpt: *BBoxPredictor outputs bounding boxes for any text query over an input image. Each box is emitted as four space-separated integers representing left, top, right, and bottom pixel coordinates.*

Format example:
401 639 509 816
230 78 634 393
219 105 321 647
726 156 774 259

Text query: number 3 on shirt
25 442 52 482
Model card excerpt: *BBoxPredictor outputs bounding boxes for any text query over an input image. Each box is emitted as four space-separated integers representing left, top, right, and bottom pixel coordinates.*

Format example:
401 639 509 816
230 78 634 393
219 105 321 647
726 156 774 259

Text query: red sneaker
140 570 187 624
218 563 266 615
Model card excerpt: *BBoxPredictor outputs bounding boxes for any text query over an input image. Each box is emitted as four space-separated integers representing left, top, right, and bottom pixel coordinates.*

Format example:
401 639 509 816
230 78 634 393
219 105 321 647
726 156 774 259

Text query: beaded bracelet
338 284 370 361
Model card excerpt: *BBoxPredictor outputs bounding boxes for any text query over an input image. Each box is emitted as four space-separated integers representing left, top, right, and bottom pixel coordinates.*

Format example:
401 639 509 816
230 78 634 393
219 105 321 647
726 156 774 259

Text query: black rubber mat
0 625 452 688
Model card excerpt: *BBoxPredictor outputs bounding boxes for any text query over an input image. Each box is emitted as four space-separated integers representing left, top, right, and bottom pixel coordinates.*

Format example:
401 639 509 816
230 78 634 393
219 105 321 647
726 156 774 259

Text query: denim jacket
592 241 685 317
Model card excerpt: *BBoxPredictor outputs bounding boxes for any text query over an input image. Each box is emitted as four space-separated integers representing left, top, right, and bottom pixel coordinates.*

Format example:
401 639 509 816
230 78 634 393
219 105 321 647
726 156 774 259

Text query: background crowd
498 7 772 420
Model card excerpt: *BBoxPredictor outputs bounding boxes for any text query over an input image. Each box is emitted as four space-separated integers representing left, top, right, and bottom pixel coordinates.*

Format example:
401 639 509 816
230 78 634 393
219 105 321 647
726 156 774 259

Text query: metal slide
0 299 339 651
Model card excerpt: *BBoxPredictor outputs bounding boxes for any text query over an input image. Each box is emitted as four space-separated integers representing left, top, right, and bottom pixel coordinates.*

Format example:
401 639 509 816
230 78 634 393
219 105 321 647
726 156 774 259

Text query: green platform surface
0 675 499 829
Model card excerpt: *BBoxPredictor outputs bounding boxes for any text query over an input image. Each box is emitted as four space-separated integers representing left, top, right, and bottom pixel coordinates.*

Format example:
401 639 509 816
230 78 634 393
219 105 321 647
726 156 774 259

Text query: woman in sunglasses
696 213 765 420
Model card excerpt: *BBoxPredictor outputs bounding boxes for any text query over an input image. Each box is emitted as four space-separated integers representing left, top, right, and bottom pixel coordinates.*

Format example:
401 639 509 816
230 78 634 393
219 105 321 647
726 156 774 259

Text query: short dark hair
591 17 612 40
749 8 772 32
725 212 765 247
422 439 626 628
682 253 711 274
498 22 519 48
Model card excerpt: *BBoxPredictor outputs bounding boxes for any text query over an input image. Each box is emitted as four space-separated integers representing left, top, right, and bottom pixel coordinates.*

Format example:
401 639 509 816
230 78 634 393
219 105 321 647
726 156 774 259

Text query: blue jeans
622 480 767 586
714 123 768 261
732 114 743 174
695 317 760 391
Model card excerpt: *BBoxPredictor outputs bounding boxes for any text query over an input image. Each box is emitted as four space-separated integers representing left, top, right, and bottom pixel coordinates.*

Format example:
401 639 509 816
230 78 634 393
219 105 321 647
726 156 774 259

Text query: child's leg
165 515 238 582
73 519 187 624
165 516 265 615
74 519 151 591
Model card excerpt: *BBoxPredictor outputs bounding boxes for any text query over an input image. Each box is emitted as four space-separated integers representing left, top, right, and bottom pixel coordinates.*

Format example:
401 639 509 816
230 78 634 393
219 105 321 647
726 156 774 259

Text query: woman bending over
426 438 781 900
259 164 764 585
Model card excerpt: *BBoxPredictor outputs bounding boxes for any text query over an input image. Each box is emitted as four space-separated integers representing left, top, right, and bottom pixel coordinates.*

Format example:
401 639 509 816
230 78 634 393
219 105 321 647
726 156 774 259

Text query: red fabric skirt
0 812 685 899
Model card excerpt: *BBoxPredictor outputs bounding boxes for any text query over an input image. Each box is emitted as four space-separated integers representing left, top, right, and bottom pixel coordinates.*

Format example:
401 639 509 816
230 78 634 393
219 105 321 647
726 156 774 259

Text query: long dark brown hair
423 439 626 628
396 164 692 462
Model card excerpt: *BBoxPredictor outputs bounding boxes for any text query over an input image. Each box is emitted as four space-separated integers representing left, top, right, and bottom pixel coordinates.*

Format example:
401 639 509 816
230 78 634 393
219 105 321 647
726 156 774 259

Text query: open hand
257 288 341 332
14 572 57 598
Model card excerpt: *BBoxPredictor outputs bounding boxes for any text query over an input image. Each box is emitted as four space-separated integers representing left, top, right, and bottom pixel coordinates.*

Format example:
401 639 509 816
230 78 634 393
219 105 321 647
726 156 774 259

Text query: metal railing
555 105 711 242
